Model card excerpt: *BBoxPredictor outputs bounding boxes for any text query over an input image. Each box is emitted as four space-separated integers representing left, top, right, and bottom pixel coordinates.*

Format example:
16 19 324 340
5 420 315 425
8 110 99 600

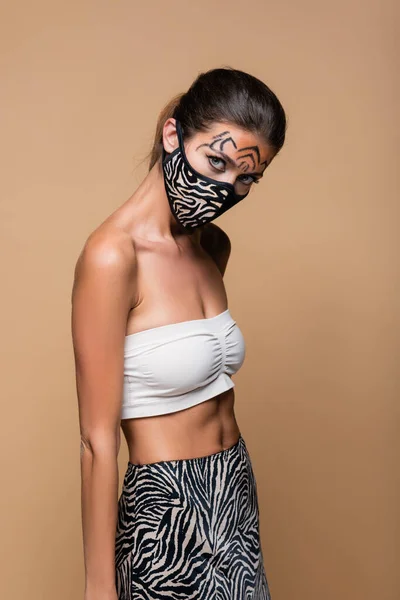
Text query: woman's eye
239 175 259 186
207 155 260 186
207 155 225 170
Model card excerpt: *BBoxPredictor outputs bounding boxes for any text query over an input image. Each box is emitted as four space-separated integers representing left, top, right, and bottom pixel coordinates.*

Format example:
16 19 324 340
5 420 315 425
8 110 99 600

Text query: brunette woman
71 66 287 600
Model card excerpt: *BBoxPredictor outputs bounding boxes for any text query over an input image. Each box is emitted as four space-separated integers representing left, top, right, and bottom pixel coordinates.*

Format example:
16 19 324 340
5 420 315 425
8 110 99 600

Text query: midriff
120 387 240 466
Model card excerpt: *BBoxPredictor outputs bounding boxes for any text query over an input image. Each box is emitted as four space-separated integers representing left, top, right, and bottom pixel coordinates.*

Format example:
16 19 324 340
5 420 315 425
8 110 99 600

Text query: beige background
1 1 398 598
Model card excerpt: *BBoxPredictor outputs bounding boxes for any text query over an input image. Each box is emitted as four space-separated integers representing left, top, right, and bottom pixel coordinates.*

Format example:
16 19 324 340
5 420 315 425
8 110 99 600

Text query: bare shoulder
71 227 139 372
72 227 137 302
199 223 232 277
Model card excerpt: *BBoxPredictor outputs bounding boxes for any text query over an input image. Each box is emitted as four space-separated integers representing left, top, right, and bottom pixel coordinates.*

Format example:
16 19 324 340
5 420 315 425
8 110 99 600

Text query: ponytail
148 92 184 171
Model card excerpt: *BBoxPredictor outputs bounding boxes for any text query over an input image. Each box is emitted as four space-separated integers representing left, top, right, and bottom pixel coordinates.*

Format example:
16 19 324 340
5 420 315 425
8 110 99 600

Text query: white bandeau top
121 308 246 419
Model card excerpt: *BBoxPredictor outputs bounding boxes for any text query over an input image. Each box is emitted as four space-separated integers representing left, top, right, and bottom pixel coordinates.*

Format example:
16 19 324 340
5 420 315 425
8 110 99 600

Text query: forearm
80 441 119 594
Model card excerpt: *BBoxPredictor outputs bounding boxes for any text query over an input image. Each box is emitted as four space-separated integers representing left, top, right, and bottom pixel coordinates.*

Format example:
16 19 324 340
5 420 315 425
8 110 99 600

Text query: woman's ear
162 118 179 155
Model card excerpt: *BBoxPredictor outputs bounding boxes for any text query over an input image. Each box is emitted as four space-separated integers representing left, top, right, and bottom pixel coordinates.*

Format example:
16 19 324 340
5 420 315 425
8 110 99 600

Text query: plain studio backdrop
0 1 398 599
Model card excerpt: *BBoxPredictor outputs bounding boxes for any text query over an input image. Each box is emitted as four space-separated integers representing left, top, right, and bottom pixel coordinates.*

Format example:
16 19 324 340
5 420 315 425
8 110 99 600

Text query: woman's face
163 119 276 197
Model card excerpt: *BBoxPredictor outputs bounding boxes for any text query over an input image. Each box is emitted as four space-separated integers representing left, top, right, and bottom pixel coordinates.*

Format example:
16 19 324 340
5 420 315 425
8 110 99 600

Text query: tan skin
71 117 275 598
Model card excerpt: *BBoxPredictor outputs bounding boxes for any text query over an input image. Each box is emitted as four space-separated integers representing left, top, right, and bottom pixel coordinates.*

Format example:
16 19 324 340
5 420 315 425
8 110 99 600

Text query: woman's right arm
71 232 137 599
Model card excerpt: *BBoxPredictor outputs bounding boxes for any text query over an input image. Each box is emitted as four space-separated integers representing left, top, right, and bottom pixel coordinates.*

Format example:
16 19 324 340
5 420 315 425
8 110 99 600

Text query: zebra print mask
162 120 249 231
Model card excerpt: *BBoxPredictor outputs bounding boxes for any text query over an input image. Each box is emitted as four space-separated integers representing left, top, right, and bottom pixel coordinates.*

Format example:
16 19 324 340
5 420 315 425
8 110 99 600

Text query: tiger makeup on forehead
195 130 270 177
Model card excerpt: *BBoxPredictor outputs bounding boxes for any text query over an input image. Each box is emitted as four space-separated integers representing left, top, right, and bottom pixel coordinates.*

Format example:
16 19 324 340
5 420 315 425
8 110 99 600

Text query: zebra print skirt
115 434 271 599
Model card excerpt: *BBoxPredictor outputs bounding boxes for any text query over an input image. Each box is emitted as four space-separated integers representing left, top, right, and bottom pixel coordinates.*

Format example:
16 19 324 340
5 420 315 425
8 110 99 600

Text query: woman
71 66 286 600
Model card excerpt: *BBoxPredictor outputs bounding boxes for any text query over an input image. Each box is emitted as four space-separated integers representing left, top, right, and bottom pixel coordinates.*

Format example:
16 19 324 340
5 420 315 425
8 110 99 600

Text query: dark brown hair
148 67 287 171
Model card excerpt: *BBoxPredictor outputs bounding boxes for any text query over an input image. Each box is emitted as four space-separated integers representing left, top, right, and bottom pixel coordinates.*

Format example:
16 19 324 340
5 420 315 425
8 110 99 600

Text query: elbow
80 429 120 460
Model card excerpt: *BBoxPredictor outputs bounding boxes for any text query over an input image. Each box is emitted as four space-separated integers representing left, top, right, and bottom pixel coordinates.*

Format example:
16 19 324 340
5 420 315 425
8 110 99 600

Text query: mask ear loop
175 119 184 147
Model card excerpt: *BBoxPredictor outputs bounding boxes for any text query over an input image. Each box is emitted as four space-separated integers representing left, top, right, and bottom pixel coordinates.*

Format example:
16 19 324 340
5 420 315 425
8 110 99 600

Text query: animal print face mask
162 120 249 231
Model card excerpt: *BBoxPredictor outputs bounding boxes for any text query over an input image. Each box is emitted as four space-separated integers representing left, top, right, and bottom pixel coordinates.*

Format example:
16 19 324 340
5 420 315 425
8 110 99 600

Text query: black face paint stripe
237 145 261 164
236 153 256 170
196 131 236 151
210 131 231 140
218 137 238 151
237 155 268 169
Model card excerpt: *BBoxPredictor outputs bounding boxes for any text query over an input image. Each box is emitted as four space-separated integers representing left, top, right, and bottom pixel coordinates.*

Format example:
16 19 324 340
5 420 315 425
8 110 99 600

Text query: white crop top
121 308 246 419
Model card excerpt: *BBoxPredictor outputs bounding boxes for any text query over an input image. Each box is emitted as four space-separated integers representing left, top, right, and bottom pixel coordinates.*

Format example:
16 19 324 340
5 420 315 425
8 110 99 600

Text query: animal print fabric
163 149 232 229
115 435 271 599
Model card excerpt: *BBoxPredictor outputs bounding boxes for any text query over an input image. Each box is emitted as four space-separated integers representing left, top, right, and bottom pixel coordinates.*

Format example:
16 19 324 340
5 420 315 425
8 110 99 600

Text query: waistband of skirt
126 434 245 470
